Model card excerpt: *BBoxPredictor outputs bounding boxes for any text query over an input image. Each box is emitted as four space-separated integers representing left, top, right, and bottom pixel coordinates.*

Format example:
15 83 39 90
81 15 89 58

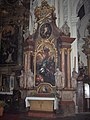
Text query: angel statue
26 69 34 89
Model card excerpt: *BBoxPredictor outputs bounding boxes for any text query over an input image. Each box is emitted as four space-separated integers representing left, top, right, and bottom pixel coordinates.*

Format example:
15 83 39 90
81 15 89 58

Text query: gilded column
34 50 37 86
18 24 23 66
61 48 66 87
26 52 28 72
61 48 65 75
27 52 31 71
24 52 28 72
67 48 71 88
29 52 31 70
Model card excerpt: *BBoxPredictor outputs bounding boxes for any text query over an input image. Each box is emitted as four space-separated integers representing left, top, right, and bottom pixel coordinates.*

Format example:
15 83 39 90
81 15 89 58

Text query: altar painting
35 42 56 86
0 24 18 64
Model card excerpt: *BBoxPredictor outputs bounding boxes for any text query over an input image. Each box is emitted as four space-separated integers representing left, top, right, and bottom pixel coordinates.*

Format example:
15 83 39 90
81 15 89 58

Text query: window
78 5 85 20
84 83 90 98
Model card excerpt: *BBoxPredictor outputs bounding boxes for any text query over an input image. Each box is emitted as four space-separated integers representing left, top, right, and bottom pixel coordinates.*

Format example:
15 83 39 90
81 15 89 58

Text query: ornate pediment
34 0 55 23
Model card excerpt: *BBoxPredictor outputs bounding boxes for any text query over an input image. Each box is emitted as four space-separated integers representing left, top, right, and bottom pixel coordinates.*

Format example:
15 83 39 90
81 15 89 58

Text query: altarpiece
23 0 76 114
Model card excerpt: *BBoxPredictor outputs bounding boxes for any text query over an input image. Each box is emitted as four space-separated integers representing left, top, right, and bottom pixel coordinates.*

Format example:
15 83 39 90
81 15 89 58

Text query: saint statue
27 69 34 89
5 49 14 63
19 70 25 89
71 68 78 89
54 68 65 89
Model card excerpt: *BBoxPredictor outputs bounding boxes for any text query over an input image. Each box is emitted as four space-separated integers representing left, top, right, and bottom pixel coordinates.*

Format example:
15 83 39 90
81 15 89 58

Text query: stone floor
0 111 90 120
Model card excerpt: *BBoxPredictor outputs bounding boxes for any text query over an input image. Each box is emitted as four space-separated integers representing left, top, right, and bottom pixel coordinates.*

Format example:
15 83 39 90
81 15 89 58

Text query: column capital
67 48 72 52
71 15 79 25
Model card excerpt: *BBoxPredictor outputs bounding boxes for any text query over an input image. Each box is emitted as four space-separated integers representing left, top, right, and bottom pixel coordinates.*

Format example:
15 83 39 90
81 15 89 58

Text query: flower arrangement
0 100 6 108
30 90 37 96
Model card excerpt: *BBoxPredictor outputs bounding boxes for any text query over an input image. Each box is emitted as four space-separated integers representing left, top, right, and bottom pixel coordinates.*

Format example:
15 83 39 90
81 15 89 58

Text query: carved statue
71 68 78 89
27 69 34 89
5 49 14 63
23 27 30 40
54 68 65 89
60 21 70 37
19 70 25 89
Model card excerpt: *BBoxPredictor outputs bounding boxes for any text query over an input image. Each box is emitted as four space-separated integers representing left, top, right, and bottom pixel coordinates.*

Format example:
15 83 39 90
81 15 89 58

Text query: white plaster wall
67 0 79 73
79 15 90 38
76 0 90 67
77 14 90 66
69 0 90 72
58 0 79 74
59 0 90 73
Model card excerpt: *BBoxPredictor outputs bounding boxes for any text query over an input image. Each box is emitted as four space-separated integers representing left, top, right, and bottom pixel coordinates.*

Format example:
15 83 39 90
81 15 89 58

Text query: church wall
56 0 78 73
76 0 90 67
75 0 90 112
63 0 79 73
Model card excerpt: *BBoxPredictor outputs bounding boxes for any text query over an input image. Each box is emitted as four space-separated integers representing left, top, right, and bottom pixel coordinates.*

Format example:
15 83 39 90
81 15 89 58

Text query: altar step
26 111 75 120
27 111 56 118
20 112 90 120
21 111 76 120
1 112 90 120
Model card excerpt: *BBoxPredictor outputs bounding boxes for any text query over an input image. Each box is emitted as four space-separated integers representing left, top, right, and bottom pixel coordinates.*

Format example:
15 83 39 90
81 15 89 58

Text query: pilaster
71 16 79 73
67 48 71 88
59 0 64 27
18 23 23 67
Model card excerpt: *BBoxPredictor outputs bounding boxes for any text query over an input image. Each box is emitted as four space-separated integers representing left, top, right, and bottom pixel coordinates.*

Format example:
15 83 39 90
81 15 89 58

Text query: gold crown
34 0 55 22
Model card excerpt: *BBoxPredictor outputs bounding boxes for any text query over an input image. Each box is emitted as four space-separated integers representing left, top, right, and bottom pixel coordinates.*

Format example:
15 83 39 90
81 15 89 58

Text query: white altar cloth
0 91 13 95
25 96 58 110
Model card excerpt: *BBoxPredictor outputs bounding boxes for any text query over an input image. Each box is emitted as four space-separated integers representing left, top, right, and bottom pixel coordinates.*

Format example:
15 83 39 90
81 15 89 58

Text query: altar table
25 97 58 112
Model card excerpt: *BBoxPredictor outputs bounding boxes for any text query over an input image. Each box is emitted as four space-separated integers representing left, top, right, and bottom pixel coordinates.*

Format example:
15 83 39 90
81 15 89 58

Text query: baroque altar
21 0 76 115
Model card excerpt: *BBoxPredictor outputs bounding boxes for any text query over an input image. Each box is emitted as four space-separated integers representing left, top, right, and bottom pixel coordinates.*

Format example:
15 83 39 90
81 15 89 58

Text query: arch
37 82 54 94
76 0 85 14
71 0 80 16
